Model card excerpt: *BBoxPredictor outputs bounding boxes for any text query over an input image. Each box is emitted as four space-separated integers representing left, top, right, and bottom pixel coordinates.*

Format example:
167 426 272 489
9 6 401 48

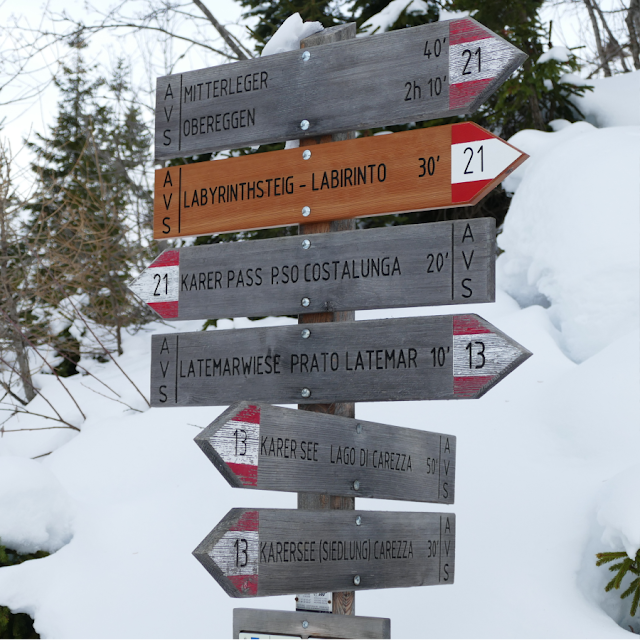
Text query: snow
0 458 75 554
564 71 640 128
538 46 572 64
261 13 323 57
498 122 640 363
0 15 639 640
360 0 430 35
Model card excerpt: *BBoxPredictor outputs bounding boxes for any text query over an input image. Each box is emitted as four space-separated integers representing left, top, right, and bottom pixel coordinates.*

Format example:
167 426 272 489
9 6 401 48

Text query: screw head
302 238 311 249
301 329 311 339
353 480 360 491
302 149 311 160
300 119 310 131
302 621 309 629
302 51 310 61
353 575 361 586
356 423 362 434
302 206 311 217
355 515 362 526
301 388 311 398
301 297 310 307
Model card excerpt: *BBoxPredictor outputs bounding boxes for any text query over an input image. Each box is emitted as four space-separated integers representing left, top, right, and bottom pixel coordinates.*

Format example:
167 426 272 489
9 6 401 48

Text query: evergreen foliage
0 542 48 639
26 37 153 356
596 550 640 618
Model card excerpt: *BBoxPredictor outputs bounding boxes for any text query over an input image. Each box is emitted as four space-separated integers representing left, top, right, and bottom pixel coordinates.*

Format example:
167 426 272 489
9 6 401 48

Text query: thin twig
80 382 143 412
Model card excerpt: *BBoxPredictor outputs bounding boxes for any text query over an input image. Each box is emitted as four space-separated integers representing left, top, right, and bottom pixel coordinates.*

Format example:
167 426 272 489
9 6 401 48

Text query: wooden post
297 22 357 617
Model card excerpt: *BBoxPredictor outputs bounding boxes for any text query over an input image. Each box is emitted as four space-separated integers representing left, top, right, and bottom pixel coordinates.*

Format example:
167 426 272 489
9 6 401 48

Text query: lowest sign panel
152 124 526 237
155 18 526 160
131 218 495 320
150 314 531 406
196 402 456 503
194 508 455 597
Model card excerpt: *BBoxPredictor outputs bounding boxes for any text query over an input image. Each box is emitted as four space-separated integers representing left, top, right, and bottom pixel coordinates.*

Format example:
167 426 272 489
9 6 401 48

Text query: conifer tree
26 38 152 359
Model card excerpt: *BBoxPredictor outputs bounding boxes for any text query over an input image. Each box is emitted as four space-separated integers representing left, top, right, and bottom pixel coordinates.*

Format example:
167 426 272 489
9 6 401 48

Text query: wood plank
195 402 456 504
233 608 391 639
149 314 531 406
131 218 496 320
152 124 525 238
155 18 526 160
193 508 455 597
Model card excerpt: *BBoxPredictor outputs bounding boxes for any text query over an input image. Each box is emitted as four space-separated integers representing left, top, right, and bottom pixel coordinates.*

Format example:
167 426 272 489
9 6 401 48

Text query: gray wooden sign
130 219 495 320
233 608 391 639
193 508 455 597
195 402 456 504
150 314 530 407
155 18 526 160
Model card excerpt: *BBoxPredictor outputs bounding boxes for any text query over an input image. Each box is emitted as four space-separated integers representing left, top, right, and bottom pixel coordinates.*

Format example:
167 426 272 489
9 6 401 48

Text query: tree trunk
584 0 612 76
627 0 640 70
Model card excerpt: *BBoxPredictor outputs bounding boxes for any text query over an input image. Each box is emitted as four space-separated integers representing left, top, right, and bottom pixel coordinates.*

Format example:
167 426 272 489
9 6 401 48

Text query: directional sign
153 123 525 238
195 402 456 503
150 314 531 406
233 608 391 639
131 219 495 320
155 18 526 160
193 508 455 597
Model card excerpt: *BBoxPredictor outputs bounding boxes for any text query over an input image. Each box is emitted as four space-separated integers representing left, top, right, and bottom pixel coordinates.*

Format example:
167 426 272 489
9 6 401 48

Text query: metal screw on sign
301 51 310 61
302 149 311 160
301 297 310 307
353 575 361 586
355 516 362 526
302 621 309 629
301 329 311 339
300 120 310 131
301 238 311 249
301 388 311 398
356 423 362 434
302 206 311 217
353 480 360 491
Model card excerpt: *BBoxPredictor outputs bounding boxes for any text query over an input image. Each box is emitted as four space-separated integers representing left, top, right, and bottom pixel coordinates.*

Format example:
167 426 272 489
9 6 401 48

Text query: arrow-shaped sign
156 18 526 160
153 123 526 238
150 314 531 407
131 218 495 320
196 402 456 503
193 508 455 597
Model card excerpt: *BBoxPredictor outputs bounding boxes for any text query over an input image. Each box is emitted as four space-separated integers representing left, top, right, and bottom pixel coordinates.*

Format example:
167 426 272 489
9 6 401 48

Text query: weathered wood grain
131 218 496 320
149 314 531 407
152 124 526 238
195 402 456 504
193 508 455 597
155 18 526 160
233 608 391 639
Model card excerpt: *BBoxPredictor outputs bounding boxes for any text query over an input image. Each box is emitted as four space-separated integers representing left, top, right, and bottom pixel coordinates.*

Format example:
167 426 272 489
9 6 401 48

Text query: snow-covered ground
0 16 639 640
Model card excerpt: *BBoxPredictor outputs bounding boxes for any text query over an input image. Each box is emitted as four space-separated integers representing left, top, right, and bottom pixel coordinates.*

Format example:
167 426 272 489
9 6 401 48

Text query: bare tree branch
192 0 252 59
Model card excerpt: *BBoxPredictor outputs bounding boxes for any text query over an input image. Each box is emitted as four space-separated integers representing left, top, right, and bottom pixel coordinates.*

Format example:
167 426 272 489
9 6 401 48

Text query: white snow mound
0 457 75 554
498 122 640 362
598 465 640 560
261 13 323 56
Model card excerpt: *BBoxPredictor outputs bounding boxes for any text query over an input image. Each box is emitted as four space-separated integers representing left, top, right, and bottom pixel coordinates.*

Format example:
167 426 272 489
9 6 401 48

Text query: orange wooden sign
154 123 526 239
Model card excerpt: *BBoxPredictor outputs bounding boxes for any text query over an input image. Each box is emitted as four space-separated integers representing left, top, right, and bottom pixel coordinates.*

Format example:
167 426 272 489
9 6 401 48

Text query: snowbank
0 457 75 554
498 122 640 362
360 0 430 35
564 71 640 128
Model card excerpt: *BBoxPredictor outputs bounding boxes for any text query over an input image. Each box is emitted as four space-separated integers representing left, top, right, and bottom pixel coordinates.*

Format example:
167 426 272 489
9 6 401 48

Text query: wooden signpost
233 608 391 639
154 18 526 160
193 508 455 597
195 402 456 504
144 17 530 637
130 218 495 320
150 314 530 407
153 124 526 238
